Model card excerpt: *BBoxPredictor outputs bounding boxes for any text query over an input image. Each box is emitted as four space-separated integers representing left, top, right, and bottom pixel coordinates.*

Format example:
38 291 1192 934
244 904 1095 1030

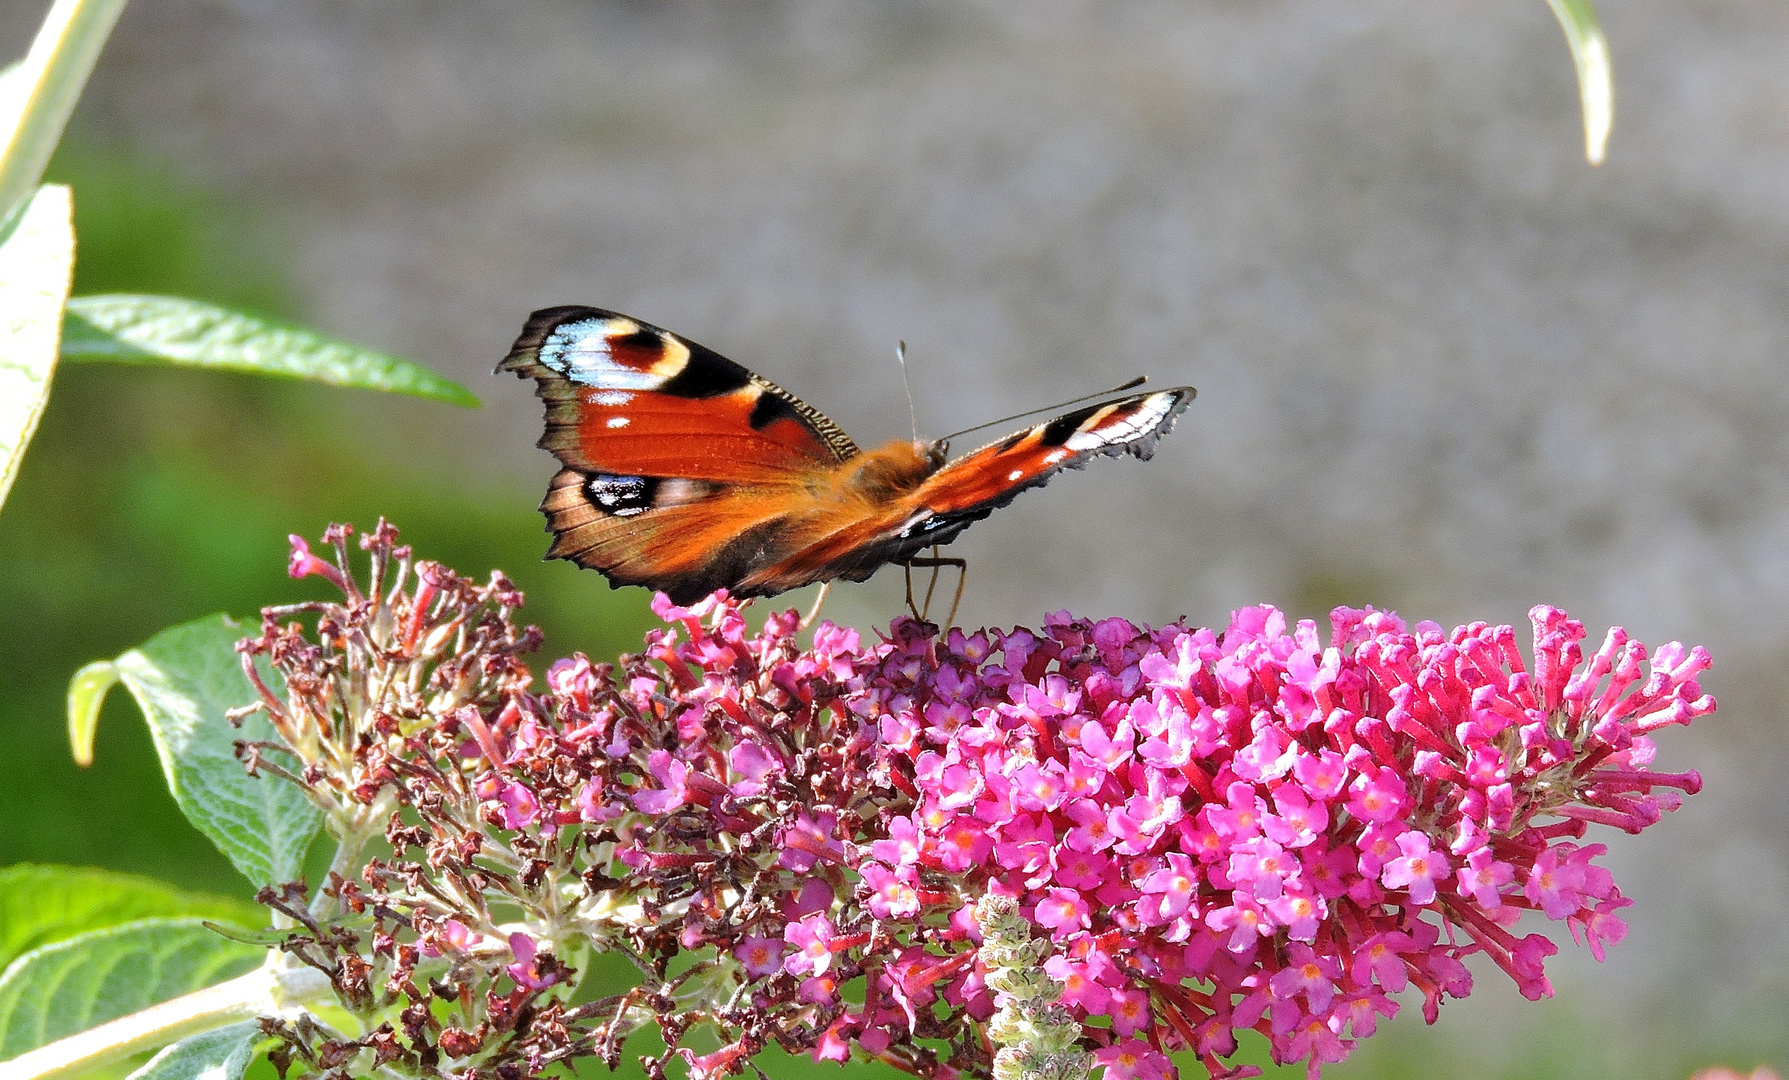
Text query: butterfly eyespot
587 474 657 518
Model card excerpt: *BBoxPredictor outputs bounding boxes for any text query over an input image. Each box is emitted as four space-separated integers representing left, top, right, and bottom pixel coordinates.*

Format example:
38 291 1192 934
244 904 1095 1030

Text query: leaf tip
66 659 121 767
1546 0 1614 167
1580 28 1613 166
437 383 483 409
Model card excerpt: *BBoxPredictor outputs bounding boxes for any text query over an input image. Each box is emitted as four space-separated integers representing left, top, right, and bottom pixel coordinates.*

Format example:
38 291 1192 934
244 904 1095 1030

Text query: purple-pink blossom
505 932 557 992
733 934 786 978
285 534 347 589
837 601 1711 1078
631 749 689 814
783 913 839 977
254 527 1714 1080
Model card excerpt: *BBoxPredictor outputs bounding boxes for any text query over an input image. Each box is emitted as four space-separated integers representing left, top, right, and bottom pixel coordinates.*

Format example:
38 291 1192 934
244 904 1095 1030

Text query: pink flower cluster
847 604 1710 1078
269 525 1713 1080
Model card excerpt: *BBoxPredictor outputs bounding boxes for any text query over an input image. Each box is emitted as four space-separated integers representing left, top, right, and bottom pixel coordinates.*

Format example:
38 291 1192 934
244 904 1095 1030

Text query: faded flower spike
234 521 539 849
976 894 1094 1080
232 524 1712 1080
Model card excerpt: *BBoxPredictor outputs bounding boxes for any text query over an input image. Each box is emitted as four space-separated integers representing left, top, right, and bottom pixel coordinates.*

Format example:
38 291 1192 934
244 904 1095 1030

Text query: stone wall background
7 1 1786 1072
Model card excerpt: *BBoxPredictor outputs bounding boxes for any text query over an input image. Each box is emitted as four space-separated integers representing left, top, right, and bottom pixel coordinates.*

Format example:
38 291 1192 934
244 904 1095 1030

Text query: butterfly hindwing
539 466 802 602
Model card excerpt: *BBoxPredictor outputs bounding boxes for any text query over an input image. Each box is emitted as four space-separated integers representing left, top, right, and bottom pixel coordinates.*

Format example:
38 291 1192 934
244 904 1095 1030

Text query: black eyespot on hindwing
587 474 658 518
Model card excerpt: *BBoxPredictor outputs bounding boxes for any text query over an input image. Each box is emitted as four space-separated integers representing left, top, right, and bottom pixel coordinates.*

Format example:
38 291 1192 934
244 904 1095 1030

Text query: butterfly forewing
915 388 1194 517
498 306 858 482
732 388 1196 595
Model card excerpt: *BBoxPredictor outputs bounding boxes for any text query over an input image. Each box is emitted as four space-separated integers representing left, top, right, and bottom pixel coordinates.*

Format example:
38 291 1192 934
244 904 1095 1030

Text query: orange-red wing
498 306 859 484
912 388 1194 517
747 389 1196 590
538 467 812 604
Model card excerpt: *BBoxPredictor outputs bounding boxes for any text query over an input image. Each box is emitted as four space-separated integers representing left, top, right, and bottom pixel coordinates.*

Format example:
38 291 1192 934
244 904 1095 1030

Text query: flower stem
0 958 332 1080
309 804 387 921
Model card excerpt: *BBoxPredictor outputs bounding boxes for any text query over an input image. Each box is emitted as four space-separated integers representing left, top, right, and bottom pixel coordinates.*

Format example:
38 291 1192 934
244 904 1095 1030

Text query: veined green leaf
0 0 129 224
123 1021 262 1080
76 614 324 888
0 183 74 512
1545 0 1613 165
61 294 480 406
0 865 263 974
0 919 262 1060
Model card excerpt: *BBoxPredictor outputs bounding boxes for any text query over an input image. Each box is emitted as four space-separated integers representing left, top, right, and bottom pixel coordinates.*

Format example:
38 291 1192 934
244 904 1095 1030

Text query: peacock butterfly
498 306 1193 604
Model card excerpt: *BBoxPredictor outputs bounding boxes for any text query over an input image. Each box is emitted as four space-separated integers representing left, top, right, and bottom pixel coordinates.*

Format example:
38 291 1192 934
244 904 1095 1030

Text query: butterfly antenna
897 340 921 444
935 376 1148 444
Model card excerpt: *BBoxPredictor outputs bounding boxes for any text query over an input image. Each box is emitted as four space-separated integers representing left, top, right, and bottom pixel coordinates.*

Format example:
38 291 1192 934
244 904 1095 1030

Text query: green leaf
85 614 323 887
0 919 262 1060
0 183 74 512
60 294 481 407
1545 0 1613 165
0 865 264 974
0 0 129 224
123 1021 262 1080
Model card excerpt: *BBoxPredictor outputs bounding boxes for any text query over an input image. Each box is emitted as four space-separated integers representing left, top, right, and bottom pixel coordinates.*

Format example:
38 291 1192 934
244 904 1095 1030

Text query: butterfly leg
904 555 967 629
800 581 833 630
920 544 944 617
945 559 966 628
903 563 924 621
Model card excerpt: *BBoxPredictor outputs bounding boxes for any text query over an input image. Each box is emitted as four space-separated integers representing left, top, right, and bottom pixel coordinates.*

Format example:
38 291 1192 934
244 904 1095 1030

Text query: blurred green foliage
0 135 659 899
50 137 283 312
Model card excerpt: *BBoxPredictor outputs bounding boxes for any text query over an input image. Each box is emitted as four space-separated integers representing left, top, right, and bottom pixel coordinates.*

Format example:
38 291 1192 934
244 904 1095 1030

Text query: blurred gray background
5 0 1786 1075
